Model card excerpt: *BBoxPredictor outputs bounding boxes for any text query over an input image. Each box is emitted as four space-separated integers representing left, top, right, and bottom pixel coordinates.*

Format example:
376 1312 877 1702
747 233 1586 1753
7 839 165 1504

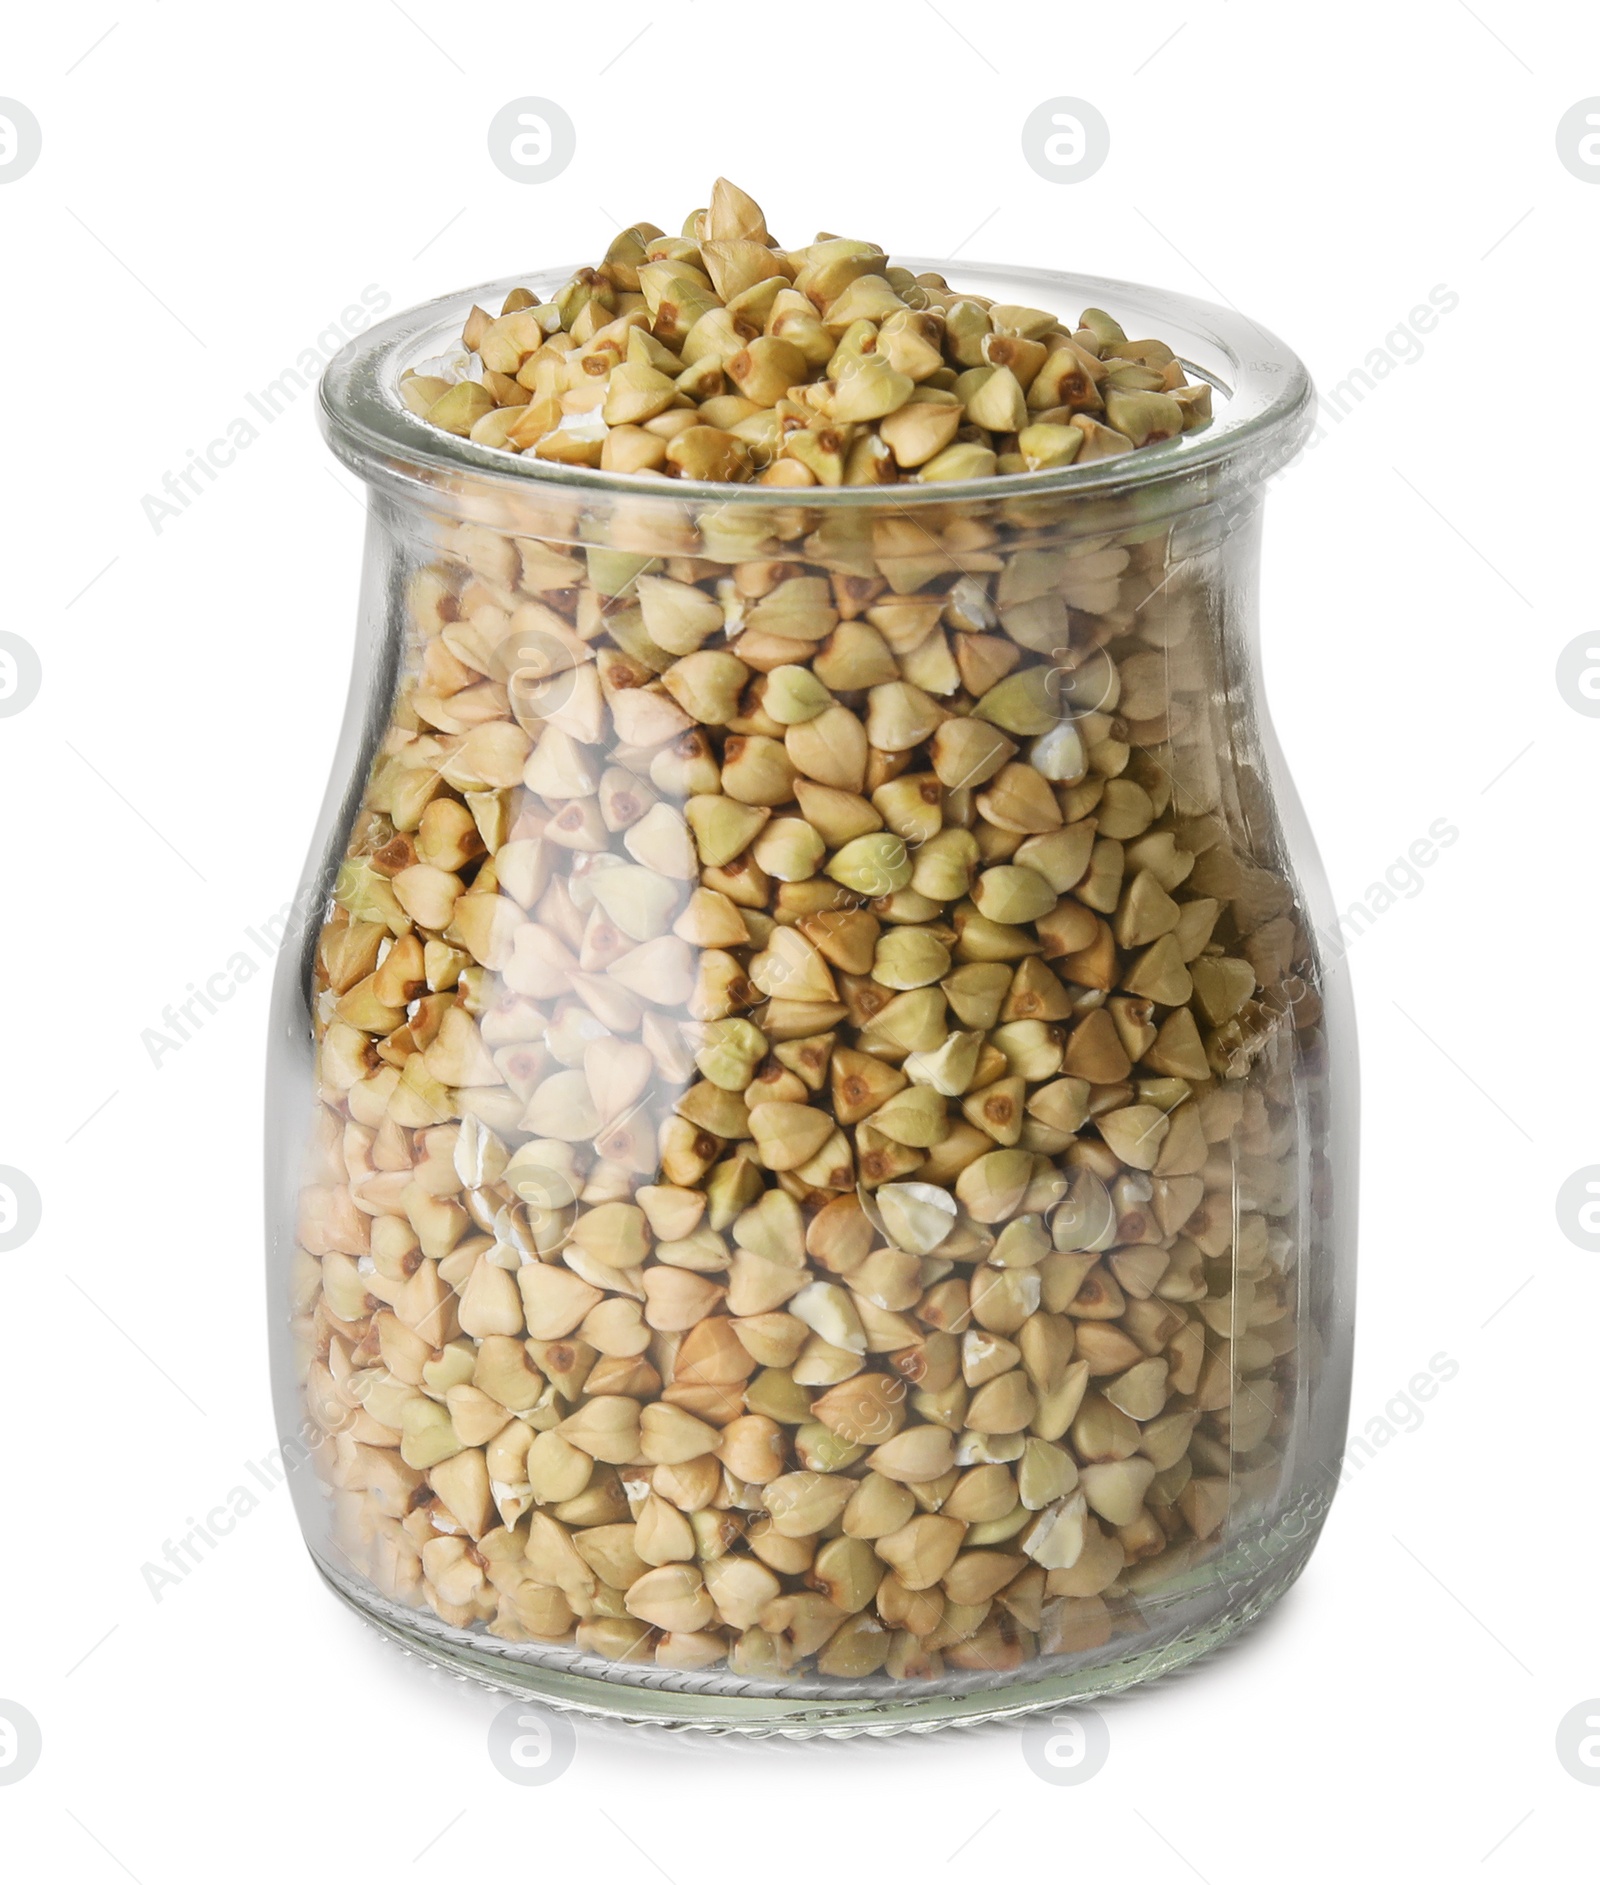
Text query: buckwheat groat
398 177 1211 486
289 183 1325 1692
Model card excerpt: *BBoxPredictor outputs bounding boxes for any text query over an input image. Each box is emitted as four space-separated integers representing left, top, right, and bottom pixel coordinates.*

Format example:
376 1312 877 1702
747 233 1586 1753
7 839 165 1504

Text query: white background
1 3 1596 1878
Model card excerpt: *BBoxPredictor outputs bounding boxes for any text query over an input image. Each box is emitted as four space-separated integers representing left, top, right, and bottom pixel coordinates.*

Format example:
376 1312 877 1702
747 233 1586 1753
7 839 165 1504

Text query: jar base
310 1496 1327 1737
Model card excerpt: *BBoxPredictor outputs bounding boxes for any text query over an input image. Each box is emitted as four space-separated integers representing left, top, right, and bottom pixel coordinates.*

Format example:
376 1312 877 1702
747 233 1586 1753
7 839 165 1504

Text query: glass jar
266 261 1355 1733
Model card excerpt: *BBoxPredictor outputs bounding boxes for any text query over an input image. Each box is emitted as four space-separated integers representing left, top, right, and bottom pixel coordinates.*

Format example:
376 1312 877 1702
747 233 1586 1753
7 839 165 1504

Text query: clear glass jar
266 261 1355 1733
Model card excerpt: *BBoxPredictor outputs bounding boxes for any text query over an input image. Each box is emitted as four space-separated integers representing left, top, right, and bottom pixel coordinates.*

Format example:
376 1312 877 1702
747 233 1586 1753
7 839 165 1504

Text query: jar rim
319 257 1314 507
